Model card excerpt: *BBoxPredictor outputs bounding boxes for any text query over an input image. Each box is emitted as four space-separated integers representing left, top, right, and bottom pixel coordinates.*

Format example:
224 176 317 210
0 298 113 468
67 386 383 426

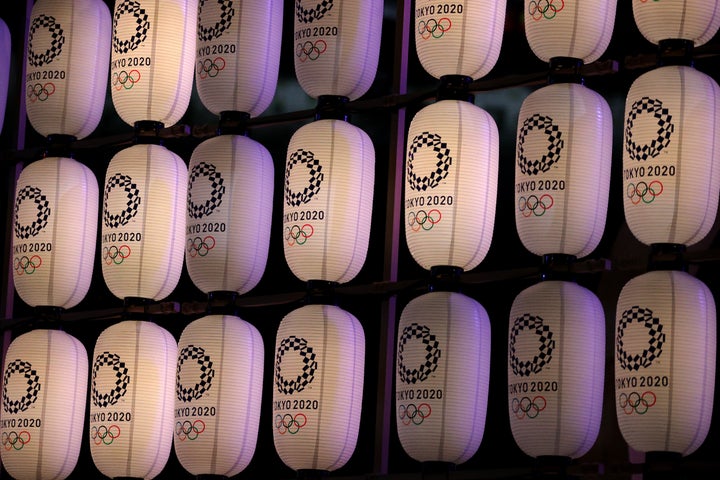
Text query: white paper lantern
186 135 274 295
24 0 111 139
615 270 716 455
12 157 98 309
524 0 617 64
508 280 605 459
633 0 720 47
404 99 498 272
272 304 365 472
0 17 10 134
414 0 506 80
395 291 490 464
195 0 283 117
515 82 612 258
174 314 264 477
283 119 374 284
293 0 383 100
101 143 187 301
89 320 177 479
1 329 88 480
622 65 720 247
110 0 197 127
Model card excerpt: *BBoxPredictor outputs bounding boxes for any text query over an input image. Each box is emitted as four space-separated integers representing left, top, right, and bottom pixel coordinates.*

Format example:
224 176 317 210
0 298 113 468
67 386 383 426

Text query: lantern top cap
314 95 350 121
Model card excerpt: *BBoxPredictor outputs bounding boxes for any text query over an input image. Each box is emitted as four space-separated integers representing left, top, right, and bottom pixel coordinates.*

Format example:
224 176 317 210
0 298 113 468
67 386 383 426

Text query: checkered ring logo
397 323 441 384
92 352 130 408
28 15 65 67
616 306 665 371
275 336 317 395
198 0 235 41
285 149 324 207
113 0 150 54
406 132 452 192
296 0 334 24
509 314 555 377
188 162 225 219
104 173 141 229
14 186 51 239
625 97 674 161
2 360 41 414
517 114 564 176
177 345 215 402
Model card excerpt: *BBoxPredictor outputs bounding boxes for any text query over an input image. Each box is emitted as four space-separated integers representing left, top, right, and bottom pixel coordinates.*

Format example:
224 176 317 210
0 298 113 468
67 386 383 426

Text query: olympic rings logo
103 245 131 265
296 40 327 62
511 396 547 419
175 420 206 441
90 425 121 445
197 57 226 79
407 209 441 232
274 413 307 435
398 403 432 426
112 70 141 90
13 255 42 275
187 236 216 257
285 224 314 246
626 181 663 205
418 18 451 40
528 0 565 21
26 82 55 102
619 391 656 415
2 431 31 451
518 194 554 217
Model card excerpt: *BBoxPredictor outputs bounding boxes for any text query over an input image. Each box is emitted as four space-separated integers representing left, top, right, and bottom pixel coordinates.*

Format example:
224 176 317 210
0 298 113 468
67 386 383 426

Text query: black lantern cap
437 74 474 102
420 460 456 475
548 57 584 85
304 279 340 306
643 451 684 480
540 253 578 282
428 265 463 293
296 468 329 480
122 296 156 321
133 120 164 145
196 475 229 480
217 110 250 136
43 134 77 158
648 243 688 272
314 95 350 121
206 290 239 315
533 455 574 479
657 39 695 67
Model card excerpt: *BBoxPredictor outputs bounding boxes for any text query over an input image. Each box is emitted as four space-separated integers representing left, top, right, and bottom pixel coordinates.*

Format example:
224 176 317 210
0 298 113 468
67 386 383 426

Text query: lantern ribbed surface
90 320 177 480
1 329 88 480
508 280 605 459
195 0 283 117
174 315 264 477
515 82 612 258
272 304 365 472
524 0 617 64
0 18 10 134
404 99 498 271
396 291 491 464
622 65 720 247
632 0 720 47
414 0 506 80
25 0 111 139
283 119 374 284
615 270 716 455
110 0 197 127
101 144 187 301
293 0 383 100
13 157 99 309
186 135 274 295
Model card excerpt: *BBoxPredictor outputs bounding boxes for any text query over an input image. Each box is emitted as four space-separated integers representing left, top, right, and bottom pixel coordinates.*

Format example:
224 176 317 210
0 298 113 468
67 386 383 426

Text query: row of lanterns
2 0 720 479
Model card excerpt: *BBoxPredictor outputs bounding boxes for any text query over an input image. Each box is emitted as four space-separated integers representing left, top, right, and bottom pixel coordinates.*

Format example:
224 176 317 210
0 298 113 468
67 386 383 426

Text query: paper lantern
404 99 498 272
1 329 88 480
515 82 612 258
414 0 506 80
633 0 720 47
395 291 490 464
614 270 716 455
293 0 383 100
283 119 374 284
174 314 264 477
101 143 187 301
186 135 274 295
622 65 720 247
508 280 605 459
24 0 111 139
12 157 98 309
195 0 283 117
524 0 617 64
89 320 177 479
0 17 10 134
110 0 197 127
272 304 365 472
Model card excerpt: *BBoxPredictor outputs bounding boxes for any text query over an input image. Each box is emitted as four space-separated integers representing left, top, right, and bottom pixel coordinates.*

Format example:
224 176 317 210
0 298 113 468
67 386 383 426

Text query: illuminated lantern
614 270 716 455
25 0 111 140
195 0 283 117
414 0 506 80
404 99 498 271
395 291 490 464
89 320 177 479
272 304 365 473
632 0 720 47
514 82 612 258
174 315 264 476
293 0 383 101
622 65 720 247
283 119 374 284
508 280 605 459
1 17 10 134
13 157 98 309
1 329 88 480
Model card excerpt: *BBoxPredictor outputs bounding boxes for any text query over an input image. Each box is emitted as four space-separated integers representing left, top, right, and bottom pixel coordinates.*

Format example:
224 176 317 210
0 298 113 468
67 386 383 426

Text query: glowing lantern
632 0 720 47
